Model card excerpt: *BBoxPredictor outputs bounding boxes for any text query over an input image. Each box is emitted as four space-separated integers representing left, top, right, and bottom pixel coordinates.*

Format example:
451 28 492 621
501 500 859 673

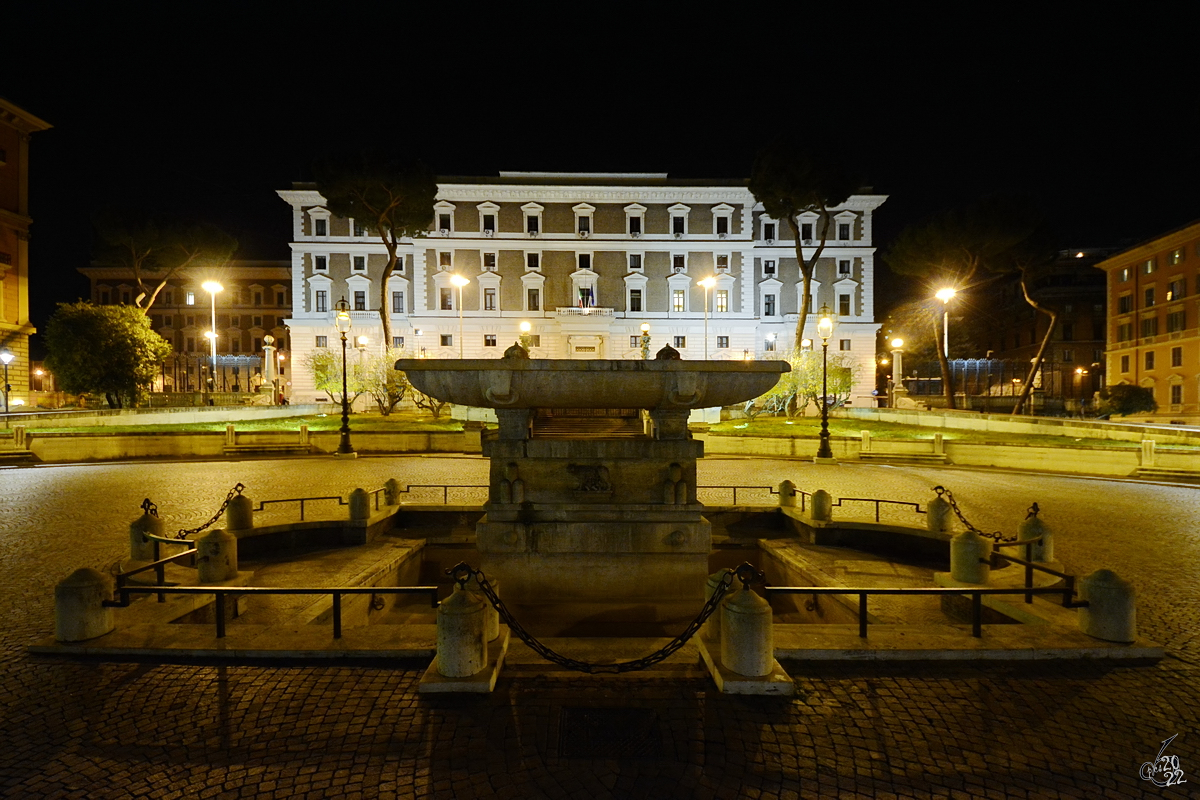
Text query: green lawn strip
29 412 465 435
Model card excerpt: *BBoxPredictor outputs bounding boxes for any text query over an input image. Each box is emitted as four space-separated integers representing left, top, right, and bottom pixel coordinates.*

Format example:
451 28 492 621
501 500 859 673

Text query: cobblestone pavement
1 455 1197 798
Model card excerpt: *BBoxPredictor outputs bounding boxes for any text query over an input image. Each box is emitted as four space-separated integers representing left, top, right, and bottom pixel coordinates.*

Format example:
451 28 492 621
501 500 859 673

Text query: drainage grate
559 707 663 759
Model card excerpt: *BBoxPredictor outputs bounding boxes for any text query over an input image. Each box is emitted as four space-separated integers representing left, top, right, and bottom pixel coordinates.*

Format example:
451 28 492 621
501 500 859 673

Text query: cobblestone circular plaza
1 455 1196 798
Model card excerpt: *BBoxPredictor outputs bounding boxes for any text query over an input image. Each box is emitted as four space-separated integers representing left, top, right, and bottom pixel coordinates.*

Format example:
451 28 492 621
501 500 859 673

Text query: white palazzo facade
278 173 886 406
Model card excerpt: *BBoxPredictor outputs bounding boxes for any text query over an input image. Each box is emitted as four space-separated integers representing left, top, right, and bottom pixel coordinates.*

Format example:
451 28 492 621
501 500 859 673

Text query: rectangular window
186 337 195 352
577 216 590 234
1168 279 1186 300
186 291 195 305
672 216 685 235
440 288 453 310
716 217 729 236
1145 287 1155 307
1141 317 1159 338
276 291 285 305
1118 295 1132 313
526 215 539 234
439 252 452 269
629 289 642 312
716 255 729 271
579 254 592 271
674 336 686 348
838 223 851 240
673 254 686 273
484 334 497 347
315 291 328 313
1144 259 1156 274
1062 349 1074 362
353 291 366 311
1119 267 1130 282
440 334 453 347
252 315 262 327
672 289 685 312
100 291 110 304
764 337 776 352
393 336 404 349
839 260 851 275
763 260 776 276
1171 248 1184 265
1167 309 1186 332
1145 351 1155 370
314 256 327 271
763 222 776 241
483 252 497 271
1171 384 1183 405
1120 355 1130 373
717 336 729 349
438 213 452 232
1172 346 1183 367
629 253 642 270
1061 322 1074 341
838 293 851 316
527 288 540 311
764 294 777 316
231 340 240 354
484 288 497 311
801 222 813 241
839 339 852 351
630 336 640 348
527 252 540 270
354 221 365 236
314 219 327 236
315 335 328 348
163 291 173 305
392 291 404 314
716 289 728 313
352 256 365 272
482 214 495 233
1117 323 1132 342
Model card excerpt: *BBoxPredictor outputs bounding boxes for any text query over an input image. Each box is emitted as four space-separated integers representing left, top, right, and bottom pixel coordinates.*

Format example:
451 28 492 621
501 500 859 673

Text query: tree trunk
376 229 401 354
1012 270 1057 416
786 210 832 353
935 315 956 410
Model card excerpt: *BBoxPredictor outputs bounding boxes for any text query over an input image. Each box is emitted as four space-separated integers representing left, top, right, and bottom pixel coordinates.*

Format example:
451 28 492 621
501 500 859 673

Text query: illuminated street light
816 304 836 463
0 348 14 414
699 276 716 359
935 287 956 358
890 337 908 406
334 298 355 457
450 274 469 357
202 281 222 398
519 321 532 351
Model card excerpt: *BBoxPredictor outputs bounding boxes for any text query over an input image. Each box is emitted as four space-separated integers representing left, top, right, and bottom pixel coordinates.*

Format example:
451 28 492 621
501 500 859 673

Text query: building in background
0 98 51 408
1096 220 1200 423
279 172 886 407
77 260 291 396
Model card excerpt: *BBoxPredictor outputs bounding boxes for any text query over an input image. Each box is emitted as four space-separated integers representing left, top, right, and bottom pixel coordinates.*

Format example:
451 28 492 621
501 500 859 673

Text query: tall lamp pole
699 276 715 359
936 287 956 357
202 281 222 400
0 348 13 415
450 274 469 357
815 304 836 463
334 298 355 457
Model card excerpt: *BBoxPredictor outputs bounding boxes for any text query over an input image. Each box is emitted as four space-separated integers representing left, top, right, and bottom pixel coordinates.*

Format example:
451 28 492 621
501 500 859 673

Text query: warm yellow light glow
891 337 904 349
202 281 223 294
263 334 275 345
935 287 956 303
34 369 44 376
801 338 812 349
766 333 776 341
880 358 889 365
204 331 217 341
450 274 469 288
698 276 716 289
640 322 650 334
356 336 369 347
1076 252 1085 258
520 321 531 333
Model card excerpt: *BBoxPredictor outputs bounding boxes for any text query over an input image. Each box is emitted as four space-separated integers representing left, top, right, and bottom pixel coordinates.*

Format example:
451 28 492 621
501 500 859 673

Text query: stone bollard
55 568 115 642
14 425 26 449
1018 508 1053 562
468 576 500 643
704 571 729 644
861 430 871 452
720 585 774 677
436 583 487 677
196 529 239 583
933 432 944 455
927 493 951 533
129 510 164 562
225 494 254 531
1140 439 1155 467
349 488 371 521
950 530 991 584
384 478 402 506
811 489 833 522
225 424 236 446
1078 569 1136 643
777 480 797 508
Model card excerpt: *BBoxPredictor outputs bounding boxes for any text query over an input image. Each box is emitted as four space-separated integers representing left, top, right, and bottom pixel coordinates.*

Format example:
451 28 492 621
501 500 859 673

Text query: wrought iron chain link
934 485 1015 542
174 483 245 539
451 562 740 674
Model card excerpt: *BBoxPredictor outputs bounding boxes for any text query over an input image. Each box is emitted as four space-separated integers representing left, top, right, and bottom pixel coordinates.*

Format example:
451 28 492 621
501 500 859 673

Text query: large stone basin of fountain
393 359 788 409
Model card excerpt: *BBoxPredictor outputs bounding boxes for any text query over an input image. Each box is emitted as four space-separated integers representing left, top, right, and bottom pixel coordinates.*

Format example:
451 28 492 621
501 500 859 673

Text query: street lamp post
890 337 907 406
202 281 222 400
450 274 469 357
935 287 956 358
262 334 277 404
334 298 355 457
519 321 532 351
698 276 715 360
639 322 651 360
0 348 14 415
815 304 836 463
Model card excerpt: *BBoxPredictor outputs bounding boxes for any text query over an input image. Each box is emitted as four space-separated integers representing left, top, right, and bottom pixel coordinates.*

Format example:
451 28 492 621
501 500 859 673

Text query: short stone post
384 478 402 506
860 430 871 452
14 425 26 449
777 480 797 508
811 489 833 522
933 432 944 455
1078 569 1136 643
225 493 254 532
720 585 773 677
299 424 309 445
129 509 164 562
927 492 951 533
1017 507 1053 562
468 575 500 642
950 530 991 584
55 568 115 642
225 424 236 446
196 529 239 583
348 488 371 521
436 583 487 677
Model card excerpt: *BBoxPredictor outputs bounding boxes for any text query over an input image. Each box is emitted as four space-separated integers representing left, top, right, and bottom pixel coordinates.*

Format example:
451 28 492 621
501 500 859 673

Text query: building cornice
1094 220 1200 272
436 184 755 204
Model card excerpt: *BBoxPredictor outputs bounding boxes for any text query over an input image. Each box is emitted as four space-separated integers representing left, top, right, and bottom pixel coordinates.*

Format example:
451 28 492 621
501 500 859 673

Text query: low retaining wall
3 404 323 430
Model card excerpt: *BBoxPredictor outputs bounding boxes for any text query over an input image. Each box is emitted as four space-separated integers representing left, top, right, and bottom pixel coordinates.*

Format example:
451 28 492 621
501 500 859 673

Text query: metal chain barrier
447 561 762 674
934 485 1016 542
173 483 245 539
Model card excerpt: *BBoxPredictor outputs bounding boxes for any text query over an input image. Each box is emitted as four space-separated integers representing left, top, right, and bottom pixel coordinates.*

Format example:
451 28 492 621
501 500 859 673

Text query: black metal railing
390 484 488 504
103 585 440 639
256 495 346 520
831 497 926 523
696 485 777 505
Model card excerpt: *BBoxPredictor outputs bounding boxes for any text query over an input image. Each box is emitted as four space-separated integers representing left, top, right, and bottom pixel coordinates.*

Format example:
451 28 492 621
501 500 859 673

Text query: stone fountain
395 349 788 633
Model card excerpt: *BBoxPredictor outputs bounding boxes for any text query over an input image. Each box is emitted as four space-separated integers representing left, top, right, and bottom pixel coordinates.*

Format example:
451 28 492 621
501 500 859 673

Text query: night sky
7 9 1197 356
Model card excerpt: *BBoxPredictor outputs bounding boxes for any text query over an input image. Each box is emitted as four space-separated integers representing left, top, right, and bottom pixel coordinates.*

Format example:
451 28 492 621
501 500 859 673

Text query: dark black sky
7 8 1198 353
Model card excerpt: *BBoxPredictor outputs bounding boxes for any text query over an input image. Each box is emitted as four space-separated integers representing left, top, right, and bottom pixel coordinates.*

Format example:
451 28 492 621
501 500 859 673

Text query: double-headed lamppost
815 304 836 463
698 276 716 359
935 287 956 358
334 298 355 458
639 322 651 360
450 274 469 357
0 348 14 415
